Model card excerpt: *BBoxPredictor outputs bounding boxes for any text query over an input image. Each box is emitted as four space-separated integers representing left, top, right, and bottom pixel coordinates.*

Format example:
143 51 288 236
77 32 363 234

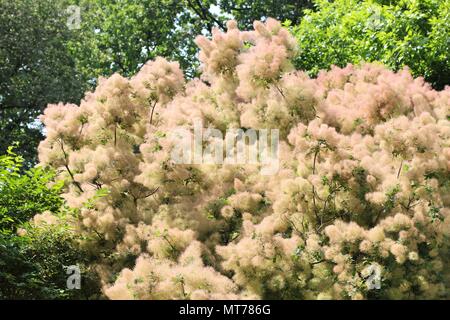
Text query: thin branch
163 234 179 256
311 259 325 265
397 159 403 179
142 187 159 198
149 100 157 125
312 146 320 225
92 228 105 241
58 139 83 192
130 187 159 207
114 124 117 147
179 277 187 299
284 215 306 242
195 0 225 30
274 84 286 99
225 5 251 12
186 0 225 31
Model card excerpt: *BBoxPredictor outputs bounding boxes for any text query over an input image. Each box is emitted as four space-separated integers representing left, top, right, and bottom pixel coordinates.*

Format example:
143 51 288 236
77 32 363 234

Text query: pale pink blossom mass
37 18 450 299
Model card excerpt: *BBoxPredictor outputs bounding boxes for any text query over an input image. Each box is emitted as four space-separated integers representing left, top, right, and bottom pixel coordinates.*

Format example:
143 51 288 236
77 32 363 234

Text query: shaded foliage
0 146 63 234
0 221 101 299
0 0 88 166
0 147 101 299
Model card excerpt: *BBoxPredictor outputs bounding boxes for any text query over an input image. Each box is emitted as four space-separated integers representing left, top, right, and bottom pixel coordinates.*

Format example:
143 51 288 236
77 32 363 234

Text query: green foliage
292 0 450 89
66 0 204 78
219 0 314 29
0 0 88 166
0 146 64 235
0 146 101 299
0 217 101 299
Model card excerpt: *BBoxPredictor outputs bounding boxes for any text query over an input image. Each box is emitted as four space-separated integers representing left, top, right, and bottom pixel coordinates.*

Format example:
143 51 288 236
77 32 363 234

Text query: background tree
0 0 87 166
67 0 206 79
292 0 450 89
219 0 313 29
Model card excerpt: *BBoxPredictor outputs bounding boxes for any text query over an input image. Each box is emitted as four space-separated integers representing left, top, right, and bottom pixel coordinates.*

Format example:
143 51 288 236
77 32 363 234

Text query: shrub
0 214 101 299
291 0 450 89
0 147 101 299
38 19 450 299
0 146 63 234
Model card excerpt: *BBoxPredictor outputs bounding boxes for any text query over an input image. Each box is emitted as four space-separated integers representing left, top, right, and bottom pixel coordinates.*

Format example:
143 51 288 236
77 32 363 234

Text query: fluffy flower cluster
38 19 450 300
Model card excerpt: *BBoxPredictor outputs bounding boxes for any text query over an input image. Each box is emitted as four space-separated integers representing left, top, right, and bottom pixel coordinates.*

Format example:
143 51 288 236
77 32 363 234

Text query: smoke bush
38 19 450 299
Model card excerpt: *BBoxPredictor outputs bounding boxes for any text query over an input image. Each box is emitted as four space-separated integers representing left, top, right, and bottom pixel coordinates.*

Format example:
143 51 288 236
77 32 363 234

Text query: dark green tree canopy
0 0 87 166
219 0 313 29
